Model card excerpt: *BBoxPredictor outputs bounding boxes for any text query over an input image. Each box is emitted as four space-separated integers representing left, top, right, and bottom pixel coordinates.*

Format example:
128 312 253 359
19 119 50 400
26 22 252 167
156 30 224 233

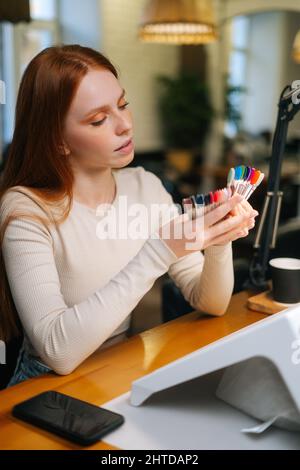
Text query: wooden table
0 291 282 450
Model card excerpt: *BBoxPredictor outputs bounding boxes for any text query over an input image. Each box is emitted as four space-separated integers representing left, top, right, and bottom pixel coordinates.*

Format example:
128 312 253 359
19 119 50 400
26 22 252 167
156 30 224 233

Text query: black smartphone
12 390 124 446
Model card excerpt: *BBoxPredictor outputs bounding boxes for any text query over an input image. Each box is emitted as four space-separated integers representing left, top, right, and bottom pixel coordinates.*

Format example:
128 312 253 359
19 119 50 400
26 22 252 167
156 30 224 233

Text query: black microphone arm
246 81 300 291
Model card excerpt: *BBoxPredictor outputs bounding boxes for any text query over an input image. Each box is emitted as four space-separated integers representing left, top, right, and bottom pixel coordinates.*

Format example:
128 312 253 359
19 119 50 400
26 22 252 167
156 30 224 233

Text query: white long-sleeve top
1 166 234 375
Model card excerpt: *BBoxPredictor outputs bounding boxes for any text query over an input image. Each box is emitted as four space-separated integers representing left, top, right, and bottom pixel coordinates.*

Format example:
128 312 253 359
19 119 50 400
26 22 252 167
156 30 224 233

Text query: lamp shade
138 0 217 45
292 30 300 64
0 0 31 23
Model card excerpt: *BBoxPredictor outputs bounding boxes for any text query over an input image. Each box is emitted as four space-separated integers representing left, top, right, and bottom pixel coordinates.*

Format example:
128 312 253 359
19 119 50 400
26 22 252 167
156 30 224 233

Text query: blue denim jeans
7 343 53 387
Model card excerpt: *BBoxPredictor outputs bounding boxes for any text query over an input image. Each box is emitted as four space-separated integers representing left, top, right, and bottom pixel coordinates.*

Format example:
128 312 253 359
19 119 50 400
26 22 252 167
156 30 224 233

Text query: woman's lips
114 139 134 154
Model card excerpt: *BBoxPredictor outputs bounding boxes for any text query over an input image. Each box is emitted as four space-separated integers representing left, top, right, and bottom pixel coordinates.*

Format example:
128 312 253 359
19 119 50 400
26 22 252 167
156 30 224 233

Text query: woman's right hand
159 194 258 258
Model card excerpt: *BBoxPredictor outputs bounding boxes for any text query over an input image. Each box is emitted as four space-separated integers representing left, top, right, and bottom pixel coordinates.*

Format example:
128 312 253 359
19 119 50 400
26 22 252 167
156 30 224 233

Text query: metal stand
246 82 300 291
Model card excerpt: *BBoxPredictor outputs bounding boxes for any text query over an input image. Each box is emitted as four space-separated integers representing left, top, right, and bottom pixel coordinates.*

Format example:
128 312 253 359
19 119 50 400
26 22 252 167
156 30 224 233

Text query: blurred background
1 0 300 333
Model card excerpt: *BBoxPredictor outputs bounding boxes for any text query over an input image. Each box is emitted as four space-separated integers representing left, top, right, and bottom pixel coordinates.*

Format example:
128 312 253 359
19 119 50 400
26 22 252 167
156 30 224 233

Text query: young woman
0 45 258 387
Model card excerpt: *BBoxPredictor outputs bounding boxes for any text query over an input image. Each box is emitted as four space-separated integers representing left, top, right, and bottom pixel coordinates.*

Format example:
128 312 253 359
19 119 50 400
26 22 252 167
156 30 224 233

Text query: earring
59 145 70 156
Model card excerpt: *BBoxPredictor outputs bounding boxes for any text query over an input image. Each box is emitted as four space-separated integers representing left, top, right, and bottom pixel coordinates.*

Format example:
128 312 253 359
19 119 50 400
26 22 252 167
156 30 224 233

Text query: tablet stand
130 304 300 407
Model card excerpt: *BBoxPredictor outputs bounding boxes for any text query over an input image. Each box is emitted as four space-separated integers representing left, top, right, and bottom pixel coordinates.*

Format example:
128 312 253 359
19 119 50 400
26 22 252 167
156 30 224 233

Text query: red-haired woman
0 45 257 386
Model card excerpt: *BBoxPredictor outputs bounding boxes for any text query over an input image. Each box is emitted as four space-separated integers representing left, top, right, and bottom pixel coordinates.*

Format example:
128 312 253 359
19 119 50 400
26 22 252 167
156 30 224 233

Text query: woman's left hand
213 199 258 246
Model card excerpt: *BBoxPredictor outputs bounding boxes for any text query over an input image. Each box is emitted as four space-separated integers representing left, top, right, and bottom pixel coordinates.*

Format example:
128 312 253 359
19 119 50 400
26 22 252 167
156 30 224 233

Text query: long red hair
0 44 118 341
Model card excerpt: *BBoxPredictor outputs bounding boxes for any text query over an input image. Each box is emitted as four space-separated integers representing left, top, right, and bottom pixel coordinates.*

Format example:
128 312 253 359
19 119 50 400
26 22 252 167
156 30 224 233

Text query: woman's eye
119 101 129 109
91 118 106 127
90 103 129 126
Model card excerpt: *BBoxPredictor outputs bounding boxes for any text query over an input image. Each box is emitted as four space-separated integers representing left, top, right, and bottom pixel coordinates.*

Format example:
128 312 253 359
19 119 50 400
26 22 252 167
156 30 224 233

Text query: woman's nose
115 111 132 135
